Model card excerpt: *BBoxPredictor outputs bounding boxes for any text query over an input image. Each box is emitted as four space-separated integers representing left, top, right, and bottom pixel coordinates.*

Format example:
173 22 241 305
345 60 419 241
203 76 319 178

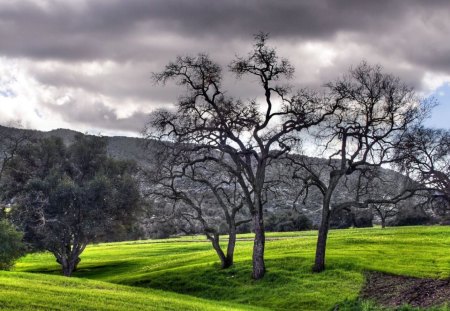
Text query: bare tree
144 147 250 268
396 127 450 207
340 167 421 229
289 62 429 272
146 34 330 279
364 171 424 228
371 202 397 228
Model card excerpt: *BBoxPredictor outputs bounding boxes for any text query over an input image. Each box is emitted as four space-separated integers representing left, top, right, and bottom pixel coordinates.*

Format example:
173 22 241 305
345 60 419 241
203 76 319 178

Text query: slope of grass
12 226 450 310
0 271 266 311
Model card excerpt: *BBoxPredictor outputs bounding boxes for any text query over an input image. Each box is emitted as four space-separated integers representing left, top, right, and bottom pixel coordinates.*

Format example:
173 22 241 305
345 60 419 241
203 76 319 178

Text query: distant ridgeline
0 125 435 238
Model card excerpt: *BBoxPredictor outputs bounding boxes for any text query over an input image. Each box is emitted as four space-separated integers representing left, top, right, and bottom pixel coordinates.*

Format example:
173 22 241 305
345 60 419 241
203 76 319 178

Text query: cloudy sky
1 0 449 136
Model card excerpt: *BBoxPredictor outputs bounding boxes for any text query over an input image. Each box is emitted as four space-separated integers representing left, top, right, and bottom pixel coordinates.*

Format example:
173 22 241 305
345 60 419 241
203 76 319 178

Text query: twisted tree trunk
224 225 237 269
208 224 237 269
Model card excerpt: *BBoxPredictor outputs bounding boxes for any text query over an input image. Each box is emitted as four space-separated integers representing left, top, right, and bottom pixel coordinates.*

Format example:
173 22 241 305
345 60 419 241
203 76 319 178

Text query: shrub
265 210 313 232
0 220 26 270
393 205 431 226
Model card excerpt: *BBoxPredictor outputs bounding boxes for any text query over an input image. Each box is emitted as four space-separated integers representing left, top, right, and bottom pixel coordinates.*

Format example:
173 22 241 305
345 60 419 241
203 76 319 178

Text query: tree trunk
208 229 236 269
313 196 331 273
209 235 229 269
252 210 266 279
224 225 236 269
381 217 386 229
313 173 342 273
62 262 74 277
58 256 80 277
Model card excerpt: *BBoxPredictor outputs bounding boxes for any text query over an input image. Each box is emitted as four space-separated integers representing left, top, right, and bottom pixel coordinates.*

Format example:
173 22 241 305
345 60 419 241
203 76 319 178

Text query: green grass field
2 226 450 310
0 271 266 311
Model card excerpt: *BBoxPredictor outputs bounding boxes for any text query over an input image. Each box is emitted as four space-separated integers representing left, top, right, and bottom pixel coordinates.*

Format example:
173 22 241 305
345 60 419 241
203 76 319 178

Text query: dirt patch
361 271 450 308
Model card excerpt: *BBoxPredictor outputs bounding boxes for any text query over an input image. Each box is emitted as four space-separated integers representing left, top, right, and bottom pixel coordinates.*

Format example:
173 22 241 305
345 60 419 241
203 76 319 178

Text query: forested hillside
0 125 433 239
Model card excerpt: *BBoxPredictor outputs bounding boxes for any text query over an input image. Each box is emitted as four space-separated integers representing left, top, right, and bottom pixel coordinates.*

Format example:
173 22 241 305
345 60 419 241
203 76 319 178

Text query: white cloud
0 58 69 130
421 72 450 95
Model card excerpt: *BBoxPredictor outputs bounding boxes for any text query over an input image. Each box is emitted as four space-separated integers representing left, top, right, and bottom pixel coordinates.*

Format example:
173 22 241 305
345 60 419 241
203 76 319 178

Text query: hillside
0 125 425 231
0 271 264 311
0 126 155 165
10 226 450 310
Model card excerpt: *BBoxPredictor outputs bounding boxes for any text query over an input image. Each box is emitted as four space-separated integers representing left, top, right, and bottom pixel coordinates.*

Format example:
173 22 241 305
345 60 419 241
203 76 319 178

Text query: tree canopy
5 134 141 276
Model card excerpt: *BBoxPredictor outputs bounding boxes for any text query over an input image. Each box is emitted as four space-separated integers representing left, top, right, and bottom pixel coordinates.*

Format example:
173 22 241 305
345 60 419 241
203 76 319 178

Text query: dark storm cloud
1 0 448 61
1 0 449 133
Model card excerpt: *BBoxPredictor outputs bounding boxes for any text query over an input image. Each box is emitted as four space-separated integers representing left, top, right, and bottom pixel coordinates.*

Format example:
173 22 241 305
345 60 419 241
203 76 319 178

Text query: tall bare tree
146 34 331 279
290 62 429 272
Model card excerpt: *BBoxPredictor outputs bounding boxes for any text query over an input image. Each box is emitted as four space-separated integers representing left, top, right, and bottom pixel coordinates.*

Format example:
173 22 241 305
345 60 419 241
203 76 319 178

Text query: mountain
0 126 156 165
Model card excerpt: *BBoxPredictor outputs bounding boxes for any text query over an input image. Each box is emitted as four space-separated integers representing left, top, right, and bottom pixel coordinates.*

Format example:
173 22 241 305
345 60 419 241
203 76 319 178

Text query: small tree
0 220 26 270
371 203 398 228
365 173 422 228
5 135 140 276
145 147 250 268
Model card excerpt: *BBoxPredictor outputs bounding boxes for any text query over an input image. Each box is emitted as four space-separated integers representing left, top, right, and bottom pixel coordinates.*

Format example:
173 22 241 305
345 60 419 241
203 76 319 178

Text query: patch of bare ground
361 271 450 308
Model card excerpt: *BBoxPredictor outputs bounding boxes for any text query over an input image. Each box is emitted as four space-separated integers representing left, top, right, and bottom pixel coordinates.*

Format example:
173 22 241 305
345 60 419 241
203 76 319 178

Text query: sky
0 0 449 137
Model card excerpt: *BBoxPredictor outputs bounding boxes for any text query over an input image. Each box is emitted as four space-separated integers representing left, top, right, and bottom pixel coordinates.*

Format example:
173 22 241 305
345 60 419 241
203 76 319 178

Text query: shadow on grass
126 257 363 310
22 260 138 280
74 261 141 279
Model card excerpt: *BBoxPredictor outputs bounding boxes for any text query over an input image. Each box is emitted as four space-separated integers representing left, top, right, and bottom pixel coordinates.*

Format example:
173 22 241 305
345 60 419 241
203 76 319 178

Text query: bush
352 209 374 228
330 208 373 229
0 220 26 270
265 210 313 232
330 208 353 229
393 205 431 226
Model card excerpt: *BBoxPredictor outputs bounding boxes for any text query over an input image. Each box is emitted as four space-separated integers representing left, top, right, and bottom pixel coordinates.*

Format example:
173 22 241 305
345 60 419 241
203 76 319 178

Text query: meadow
2 226 450 310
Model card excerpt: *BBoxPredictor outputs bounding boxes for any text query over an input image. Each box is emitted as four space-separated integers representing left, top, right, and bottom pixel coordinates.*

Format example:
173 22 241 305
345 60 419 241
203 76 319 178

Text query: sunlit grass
9 226 450 310
0 271 266 311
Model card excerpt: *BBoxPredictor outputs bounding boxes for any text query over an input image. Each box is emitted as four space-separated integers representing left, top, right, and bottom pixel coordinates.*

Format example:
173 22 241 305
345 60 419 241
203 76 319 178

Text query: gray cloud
2 1 449 61
44 99 150 134
0 0 449 134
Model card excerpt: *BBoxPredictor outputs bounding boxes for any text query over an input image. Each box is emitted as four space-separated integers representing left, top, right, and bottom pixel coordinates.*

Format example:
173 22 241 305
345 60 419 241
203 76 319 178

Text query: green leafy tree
0 126 33 219
5 134 140 276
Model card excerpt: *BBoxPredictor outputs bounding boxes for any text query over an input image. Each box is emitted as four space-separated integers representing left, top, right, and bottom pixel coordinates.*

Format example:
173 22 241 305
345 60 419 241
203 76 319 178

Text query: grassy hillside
0 271 265 311
6 226 450 310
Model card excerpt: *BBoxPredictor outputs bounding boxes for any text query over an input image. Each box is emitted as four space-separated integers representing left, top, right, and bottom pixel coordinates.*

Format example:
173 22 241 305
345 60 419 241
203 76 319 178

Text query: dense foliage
4 134 140 276
0 220 26 270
